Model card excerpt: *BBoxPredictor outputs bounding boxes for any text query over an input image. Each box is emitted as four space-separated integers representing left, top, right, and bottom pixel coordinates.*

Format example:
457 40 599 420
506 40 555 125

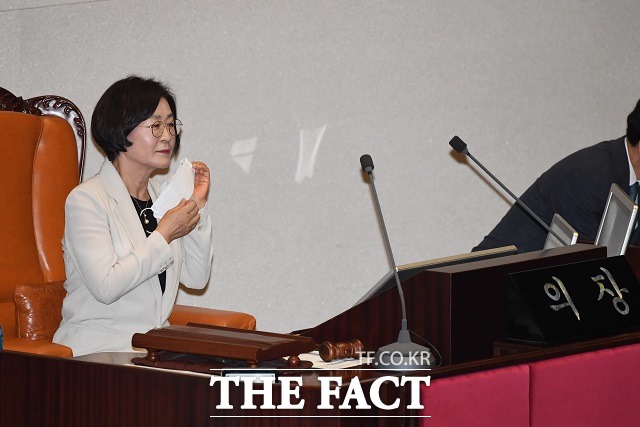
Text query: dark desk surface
4 330 640 427
0 348 425 427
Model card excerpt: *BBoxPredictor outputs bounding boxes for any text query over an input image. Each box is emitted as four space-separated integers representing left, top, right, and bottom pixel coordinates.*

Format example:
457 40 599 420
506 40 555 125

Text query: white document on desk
301 351 372 369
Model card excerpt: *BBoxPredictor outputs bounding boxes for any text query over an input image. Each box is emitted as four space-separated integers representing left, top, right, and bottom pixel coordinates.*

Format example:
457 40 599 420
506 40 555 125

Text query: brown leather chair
0 87 255 357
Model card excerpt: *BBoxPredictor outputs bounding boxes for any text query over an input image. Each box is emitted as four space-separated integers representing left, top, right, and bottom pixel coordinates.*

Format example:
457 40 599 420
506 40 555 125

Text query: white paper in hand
151 158 194 220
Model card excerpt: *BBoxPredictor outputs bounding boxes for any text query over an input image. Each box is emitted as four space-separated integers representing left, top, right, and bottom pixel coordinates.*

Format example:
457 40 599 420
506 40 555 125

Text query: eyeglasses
138 119 183 138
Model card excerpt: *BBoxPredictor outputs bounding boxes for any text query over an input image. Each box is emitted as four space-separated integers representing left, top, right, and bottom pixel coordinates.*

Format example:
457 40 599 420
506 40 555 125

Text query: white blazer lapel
99 160 164 307
100 160 147 246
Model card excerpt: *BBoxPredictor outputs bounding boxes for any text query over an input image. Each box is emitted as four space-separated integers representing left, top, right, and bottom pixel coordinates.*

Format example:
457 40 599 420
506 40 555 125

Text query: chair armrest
14 281 65 340
3 337 73 357
169 304 256 330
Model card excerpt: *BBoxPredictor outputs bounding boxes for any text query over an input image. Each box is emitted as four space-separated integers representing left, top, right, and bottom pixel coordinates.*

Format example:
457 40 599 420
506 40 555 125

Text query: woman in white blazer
53 76 214 356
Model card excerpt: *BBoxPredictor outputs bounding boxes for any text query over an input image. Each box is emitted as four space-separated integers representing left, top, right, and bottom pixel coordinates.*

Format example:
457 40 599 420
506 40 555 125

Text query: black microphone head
360 154 374 173
449 135 469 155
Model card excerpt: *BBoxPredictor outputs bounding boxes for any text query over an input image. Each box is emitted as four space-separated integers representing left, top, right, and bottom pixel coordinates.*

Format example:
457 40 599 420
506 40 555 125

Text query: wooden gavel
318 339 365 362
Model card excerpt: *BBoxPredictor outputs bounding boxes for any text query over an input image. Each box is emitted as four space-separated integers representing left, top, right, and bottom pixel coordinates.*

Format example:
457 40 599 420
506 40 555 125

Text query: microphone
449 135 569 245
360 154 435 370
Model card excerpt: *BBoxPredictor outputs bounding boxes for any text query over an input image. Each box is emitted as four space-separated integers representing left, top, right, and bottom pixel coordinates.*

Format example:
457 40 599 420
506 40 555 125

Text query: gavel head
319 339 365 362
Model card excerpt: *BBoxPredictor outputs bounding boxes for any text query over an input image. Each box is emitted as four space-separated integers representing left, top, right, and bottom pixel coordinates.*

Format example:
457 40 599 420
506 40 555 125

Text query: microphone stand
361 155 435 370
449 136 570 246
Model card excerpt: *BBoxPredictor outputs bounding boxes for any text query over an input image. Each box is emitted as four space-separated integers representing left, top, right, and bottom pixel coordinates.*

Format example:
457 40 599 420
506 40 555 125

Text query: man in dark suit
473 99 640 253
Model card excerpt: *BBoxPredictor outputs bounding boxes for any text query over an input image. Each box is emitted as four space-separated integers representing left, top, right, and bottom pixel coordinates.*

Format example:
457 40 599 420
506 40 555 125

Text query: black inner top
131 196 166 294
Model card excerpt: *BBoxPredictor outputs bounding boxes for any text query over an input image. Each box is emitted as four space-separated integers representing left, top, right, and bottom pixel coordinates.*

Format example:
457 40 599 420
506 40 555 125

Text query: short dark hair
91 76 180 161
627 98 640 146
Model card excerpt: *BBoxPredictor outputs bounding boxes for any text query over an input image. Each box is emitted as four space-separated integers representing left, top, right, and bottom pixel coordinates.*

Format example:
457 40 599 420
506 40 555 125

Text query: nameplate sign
507 256 640 344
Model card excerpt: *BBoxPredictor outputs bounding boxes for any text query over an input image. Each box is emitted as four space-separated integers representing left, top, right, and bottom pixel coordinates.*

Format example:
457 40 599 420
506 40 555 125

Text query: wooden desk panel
301 244 606 364
625 245 640 278
0 350 418 427
5 328 640 426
